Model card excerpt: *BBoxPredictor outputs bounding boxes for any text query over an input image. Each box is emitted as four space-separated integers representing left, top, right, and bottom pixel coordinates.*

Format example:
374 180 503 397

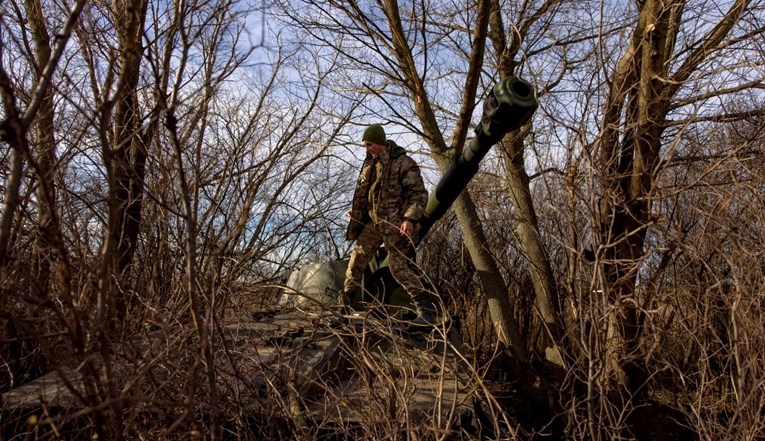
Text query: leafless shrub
2 0 765 437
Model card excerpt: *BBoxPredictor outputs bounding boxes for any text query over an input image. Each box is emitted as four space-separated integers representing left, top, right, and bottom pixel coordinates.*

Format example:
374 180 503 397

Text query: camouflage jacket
346 141 427 241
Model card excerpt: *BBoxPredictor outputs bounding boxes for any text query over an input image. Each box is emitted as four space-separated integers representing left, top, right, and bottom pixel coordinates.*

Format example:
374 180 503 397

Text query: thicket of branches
1 0 764 438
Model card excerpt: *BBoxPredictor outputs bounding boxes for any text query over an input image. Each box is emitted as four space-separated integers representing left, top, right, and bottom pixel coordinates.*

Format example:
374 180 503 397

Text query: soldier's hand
399 219 414 239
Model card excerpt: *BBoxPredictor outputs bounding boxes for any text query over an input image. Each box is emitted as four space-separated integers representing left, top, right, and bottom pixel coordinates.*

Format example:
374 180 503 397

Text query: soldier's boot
407 295 437 330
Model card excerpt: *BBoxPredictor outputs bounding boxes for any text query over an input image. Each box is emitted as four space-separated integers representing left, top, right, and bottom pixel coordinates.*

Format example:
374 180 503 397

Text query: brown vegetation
2 0 764 438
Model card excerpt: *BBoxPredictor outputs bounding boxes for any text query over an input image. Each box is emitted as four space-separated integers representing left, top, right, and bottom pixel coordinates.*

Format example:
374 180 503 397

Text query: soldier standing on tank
341 124 437 327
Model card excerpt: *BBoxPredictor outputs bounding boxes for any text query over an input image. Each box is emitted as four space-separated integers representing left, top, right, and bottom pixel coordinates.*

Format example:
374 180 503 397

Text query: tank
279 76 538 308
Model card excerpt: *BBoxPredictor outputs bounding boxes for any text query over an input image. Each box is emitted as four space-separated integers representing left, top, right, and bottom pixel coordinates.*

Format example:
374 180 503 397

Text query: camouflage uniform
344 140 428 300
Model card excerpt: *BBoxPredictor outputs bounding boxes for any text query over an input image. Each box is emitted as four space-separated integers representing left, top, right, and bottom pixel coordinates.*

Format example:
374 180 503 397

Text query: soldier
342 124 436 327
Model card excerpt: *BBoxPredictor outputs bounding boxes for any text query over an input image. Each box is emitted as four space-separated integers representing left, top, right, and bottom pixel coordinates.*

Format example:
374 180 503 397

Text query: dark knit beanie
362 124 386 145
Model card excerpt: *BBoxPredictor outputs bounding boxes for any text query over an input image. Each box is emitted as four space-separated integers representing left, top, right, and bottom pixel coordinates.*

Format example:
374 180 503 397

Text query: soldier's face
364 141 386 158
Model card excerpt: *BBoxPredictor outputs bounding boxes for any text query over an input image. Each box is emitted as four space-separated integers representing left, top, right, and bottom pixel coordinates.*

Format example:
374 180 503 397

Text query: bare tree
2 0 359 436
593 0 764 396
3 0 764 436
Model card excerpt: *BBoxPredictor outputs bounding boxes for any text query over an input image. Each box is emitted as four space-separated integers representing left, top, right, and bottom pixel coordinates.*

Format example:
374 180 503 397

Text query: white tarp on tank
279 259 349 308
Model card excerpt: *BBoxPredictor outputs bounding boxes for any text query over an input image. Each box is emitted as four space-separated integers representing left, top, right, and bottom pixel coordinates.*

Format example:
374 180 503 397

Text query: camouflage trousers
343 221 425 300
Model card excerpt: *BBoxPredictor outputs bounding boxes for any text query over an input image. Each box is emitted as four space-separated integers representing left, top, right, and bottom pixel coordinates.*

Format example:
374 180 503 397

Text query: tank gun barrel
416 76 538 243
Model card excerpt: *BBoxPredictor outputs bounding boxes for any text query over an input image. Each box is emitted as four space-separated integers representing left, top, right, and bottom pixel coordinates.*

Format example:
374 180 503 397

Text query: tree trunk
99 0 150 324
500 130 564 364
487 0 566 365
595 0 749 394
25 0 57 298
